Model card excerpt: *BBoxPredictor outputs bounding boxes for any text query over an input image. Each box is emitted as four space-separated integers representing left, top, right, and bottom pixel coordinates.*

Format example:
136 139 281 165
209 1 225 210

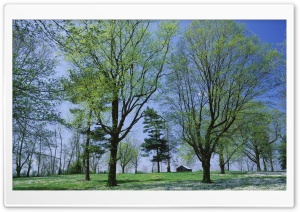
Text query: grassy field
13 171 286 190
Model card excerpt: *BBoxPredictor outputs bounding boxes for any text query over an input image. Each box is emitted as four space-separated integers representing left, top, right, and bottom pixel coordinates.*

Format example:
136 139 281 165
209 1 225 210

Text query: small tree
130 146 142 174
118 138 136 173
142 107 170 173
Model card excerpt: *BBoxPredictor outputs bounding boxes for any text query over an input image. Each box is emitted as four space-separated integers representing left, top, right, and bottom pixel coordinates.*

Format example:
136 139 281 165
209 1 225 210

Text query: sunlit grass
13 171 286 190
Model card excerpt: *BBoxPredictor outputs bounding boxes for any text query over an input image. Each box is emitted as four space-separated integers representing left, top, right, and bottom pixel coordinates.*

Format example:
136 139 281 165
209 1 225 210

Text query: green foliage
141 107 170 164
12 20 62 178
68 160 83 174
13 20 60 123
164 20 282 182
278 135 286 170
118 138 138 173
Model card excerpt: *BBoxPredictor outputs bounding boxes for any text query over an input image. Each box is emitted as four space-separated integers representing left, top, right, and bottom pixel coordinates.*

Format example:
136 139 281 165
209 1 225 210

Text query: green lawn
13 171 286 190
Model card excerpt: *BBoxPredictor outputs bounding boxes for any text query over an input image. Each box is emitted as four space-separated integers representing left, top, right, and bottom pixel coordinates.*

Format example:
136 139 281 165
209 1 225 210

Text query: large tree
12 20 60 177
42 20 178 186
165 20 280 183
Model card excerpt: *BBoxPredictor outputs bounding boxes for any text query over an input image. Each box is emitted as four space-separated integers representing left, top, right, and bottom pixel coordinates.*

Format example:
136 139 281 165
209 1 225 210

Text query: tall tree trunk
107 141 118 186
219 149 225 174
67 146 75 173
107 97 119 186
84 137 90 180
52 130 57 175
263 158 267 172
135 162 138 174
254 149 261 172
26 161 31 177
269 151 274 172
122 166 125 174
37 139 42 176
202 155 212 183
16 128 26 178
157 149 160 173
16 166 21 178
85 111 92 181
167 157 171 173
270 159 274 172
256 159 261 172
227 160 230 171
58 128 63 175
26 153 34 177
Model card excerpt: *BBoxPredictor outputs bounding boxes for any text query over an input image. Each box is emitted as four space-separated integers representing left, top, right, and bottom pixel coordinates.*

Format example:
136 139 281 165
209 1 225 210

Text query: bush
68 160 83 174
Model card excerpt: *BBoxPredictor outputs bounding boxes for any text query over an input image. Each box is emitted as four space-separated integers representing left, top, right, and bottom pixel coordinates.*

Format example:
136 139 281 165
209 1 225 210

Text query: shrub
68 160 83 174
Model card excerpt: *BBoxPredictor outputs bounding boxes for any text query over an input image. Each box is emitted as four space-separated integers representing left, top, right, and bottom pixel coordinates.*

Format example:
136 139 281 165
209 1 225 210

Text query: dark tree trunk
107 97 119 186
227 160 230 171
107 141 118 186
26 160 32 177
26 164 31 177
52 130 57 175
202 156 212 183
167 157 171 172
219 150 225 174
37 139 42 176
156 149 160 173
16 166 21 178
85 129 91 181
58 129 63 175
85 111 92 181
122 166 125 174
254 147 261 172
135 164 138 174
220 163 225 175
270 159 274 172
263 158 267 172
256 160 261 172
157 161 160 173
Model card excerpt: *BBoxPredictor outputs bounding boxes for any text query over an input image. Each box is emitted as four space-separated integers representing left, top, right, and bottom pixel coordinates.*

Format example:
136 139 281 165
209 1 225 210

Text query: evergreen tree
141 107 170 173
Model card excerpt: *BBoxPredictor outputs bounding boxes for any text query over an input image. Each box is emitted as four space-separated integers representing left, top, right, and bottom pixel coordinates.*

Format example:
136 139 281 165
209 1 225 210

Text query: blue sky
180 20 286 45
237 20 286 45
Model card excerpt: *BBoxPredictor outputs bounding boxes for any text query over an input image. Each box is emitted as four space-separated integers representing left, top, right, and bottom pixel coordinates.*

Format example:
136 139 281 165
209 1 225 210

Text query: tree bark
85 128 91 181
219 150 225 174
16 166 21 178
256 160 261 172
167 157 171 172
37 139 42 176
58 128 63 175
122 166 125 174
26 156 33 177
26 163 31 177
263 158 267 172
135 164 138 174
227 160 230 171
270 159 274 172
157 161 160 173
107 141 118 186
202 157 212 183
85 110 92 181
157 149 160 173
